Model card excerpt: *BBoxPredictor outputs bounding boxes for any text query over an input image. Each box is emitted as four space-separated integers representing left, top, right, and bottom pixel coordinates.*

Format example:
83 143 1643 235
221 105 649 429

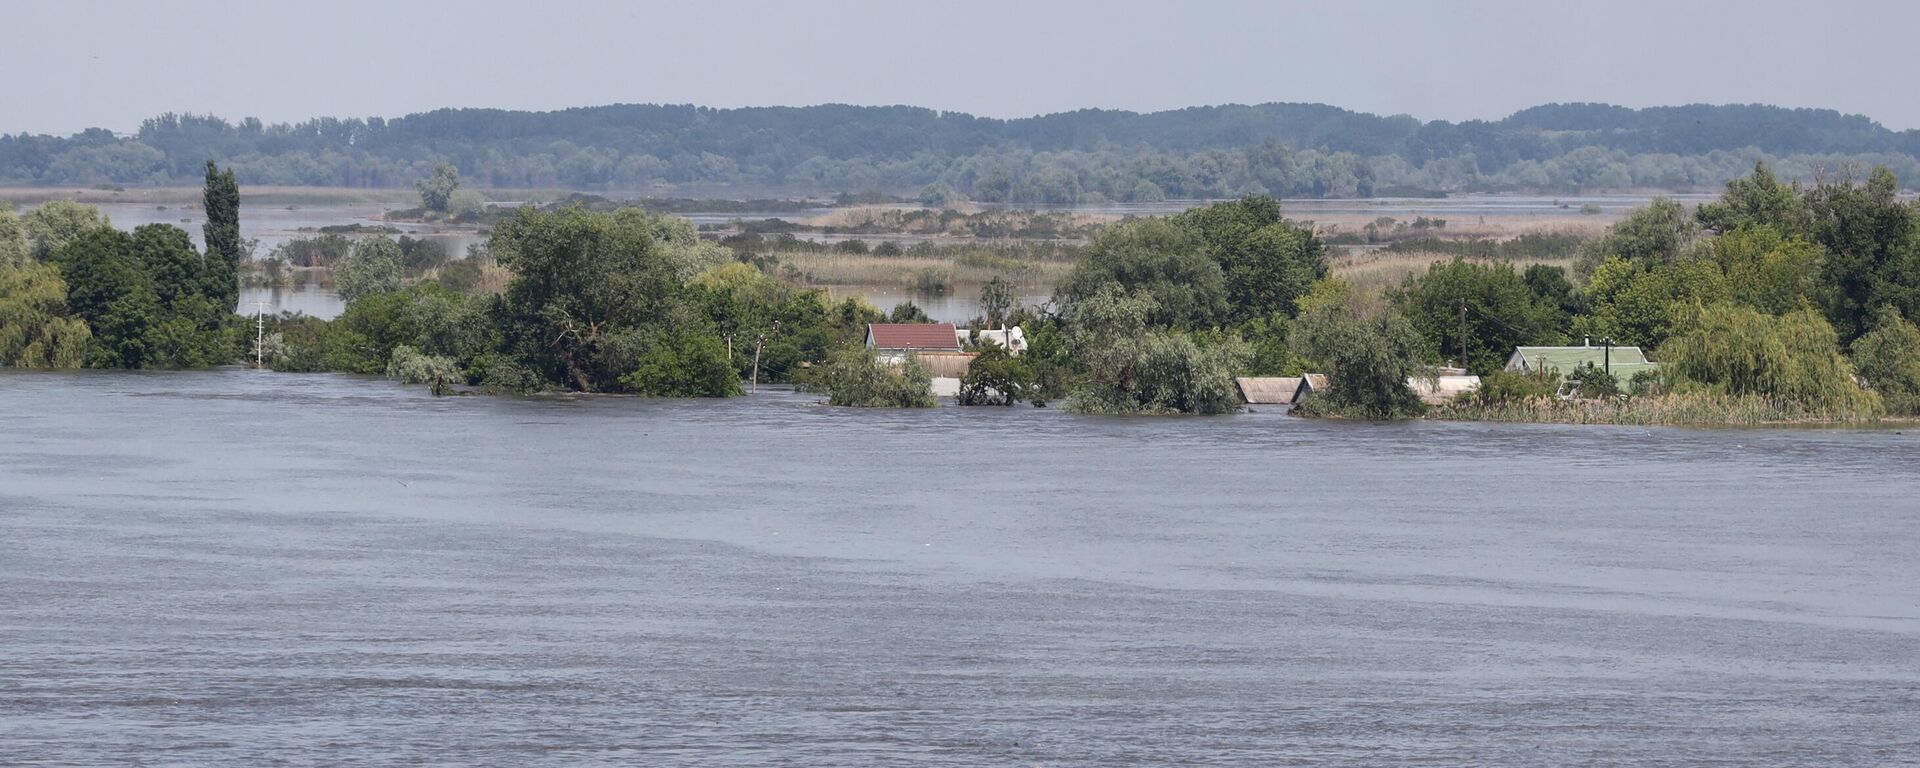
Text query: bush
1062 287 1247 415
619 331 741 397
958 345 1038 406
815 347 936 408
1851 306 1920 414
1464 369 1557 405
1289 303 1429 420
386 345 462 395
1566 361 1620 399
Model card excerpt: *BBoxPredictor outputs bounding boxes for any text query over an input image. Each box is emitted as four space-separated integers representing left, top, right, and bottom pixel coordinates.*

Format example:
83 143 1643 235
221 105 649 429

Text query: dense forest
3 103 1919 200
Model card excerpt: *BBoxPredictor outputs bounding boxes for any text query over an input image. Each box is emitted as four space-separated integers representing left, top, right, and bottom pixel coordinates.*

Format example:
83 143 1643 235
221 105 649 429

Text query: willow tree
0 263 92 368
1661 303 1879 416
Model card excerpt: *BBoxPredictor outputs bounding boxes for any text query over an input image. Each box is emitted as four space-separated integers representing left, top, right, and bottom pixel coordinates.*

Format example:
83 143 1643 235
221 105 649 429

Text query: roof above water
867 323 962 351
1236 377 1302 404
1509 346 1654 370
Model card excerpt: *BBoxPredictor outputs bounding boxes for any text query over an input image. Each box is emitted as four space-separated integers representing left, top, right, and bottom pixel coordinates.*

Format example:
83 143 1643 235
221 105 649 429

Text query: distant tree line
4 103 1920 199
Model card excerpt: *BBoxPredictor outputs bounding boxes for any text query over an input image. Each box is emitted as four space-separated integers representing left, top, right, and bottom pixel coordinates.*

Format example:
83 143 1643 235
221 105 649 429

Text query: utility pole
1458 298 1468 372
1603 337 1612 378
254 300 268 369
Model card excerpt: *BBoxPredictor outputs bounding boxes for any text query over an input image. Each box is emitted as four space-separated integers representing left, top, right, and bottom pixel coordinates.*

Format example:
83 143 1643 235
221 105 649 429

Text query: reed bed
770 250 1073 288
1428 392 1884 427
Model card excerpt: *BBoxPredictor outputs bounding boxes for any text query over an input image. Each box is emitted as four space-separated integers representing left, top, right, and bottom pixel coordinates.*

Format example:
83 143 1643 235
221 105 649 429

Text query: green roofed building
1506 344 1660 381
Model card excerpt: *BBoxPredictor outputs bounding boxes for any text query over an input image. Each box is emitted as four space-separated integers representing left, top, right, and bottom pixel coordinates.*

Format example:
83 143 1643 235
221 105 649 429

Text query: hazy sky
4 0 1917 134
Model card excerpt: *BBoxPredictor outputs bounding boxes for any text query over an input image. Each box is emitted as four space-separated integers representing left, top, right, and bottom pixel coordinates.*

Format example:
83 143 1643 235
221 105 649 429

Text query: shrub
815 347 936 408
1289 303 1429 420
958 345 1038 406
386 345 462 395
1851 306 1920 414
1566 362 1620 399
1062 287 1247 415
619 331 741 397
1464 369 1557 405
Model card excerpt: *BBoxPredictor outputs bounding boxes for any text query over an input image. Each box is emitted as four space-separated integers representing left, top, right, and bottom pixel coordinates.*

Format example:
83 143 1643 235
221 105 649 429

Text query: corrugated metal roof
1236 377 1302 404
1508 346 1653 371
868 323 961 351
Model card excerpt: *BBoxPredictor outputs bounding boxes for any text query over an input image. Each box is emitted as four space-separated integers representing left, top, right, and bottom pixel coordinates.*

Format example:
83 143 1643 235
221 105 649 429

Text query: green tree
620 331 742 397
417 163 460 212
1289 302 1429 420
201 161 241 309
979 275 1015 327
1851 306 1920 414
1173 195 1328 321
490 206 684 391
446 189 487 219
1574 197 1698 278
386 345 463 395
1695 162 1808 236
1707 226 1826 315
0 263 92 368
0 207 27 268
1523 264 1583 319
1661 303 1878 415
22 200 111 261
1393 258 1565 374
1576 256 1729 349
815 347 936 407
1062 287 1248 415
334 236 404 303
957 345 1037 406
1804 167 1920 341
1053 217 1227 328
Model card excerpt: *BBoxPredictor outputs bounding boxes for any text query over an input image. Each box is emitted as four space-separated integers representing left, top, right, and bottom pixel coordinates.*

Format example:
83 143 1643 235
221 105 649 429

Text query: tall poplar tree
201 161 241 309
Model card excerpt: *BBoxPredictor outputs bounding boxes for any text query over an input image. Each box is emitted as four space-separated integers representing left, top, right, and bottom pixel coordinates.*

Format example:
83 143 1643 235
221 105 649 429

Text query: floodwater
2 371 1917 766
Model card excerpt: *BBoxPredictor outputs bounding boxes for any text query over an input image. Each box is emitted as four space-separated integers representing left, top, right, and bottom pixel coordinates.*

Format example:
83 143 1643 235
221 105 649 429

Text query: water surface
2 371 1917 766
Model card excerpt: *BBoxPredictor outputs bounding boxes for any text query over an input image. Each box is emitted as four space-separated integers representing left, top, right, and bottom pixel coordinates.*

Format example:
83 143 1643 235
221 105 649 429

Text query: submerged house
1236 377 1303 405
961 327 1027 355
866 323 962 363
1410 375 1482 404
867 322 972 395
1507 343 1659 381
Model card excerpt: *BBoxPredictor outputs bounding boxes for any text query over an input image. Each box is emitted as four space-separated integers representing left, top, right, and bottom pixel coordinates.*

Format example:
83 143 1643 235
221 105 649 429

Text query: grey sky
4 0 1916 134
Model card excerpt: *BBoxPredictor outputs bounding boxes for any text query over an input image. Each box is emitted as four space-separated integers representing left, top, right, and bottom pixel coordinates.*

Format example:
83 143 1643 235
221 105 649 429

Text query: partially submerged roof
867 323 961 351
962 326 1026 352
1410 374 1481 404
1236 377 1302 405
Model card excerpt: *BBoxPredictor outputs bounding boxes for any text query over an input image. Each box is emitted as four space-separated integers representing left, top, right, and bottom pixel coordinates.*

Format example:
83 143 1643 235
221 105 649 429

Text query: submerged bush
1062 287 1247 415
1289 302 1429 420
1463 369 1558 406
619 331 741 397
957 345 1038 406
815 348 936 408
386 345 462 395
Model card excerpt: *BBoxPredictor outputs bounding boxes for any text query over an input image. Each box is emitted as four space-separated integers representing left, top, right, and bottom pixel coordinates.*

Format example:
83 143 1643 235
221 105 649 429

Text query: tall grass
1429 392 1884 426
769 250 1073 288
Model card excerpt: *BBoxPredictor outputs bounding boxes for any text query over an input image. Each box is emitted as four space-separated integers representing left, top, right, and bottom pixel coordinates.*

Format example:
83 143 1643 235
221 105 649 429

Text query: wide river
2 371 1917 765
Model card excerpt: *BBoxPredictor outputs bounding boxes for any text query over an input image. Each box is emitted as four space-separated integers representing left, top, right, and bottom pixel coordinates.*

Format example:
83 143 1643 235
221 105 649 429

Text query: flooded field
2 371 1917 765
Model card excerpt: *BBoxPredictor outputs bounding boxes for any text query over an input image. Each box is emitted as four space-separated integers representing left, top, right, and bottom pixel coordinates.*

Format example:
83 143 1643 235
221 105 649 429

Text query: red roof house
865 323 962 352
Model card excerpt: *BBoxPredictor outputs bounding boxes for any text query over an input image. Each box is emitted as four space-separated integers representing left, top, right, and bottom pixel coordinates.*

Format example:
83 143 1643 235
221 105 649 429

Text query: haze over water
3 371 1917 765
